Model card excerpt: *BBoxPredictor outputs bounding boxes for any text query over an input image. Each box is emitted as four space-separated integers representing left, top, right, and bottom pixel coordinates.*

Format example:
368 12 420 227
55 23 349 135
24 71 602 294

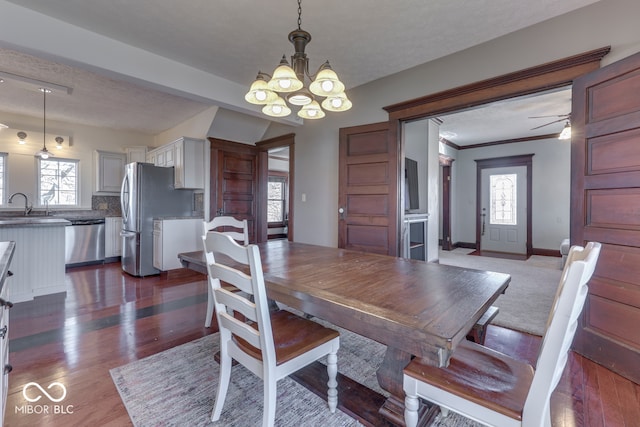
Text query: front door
475 155 533 257
571 50 640 384
480 166 527 254
338 122 398 255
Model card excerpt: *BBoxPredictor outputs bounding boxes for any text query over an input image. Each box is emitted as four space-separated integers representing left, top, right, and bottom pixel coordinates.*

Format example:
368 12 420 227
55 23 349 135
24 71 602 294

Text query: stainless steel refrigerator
120 162 194 276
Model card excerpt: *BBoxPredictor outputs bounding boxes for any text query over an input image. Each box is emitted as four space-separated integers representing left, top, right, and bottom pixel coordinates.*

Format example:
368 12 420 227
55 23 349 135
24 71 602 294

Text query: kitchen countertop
0 217 71 228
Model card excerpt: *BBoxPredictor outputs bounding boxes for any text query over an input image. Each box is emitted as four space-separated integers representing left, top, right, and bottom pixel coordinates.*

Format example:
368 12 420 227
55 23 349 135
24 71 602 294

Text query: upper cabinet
147 137 205 189
95 150 126 193
125 146 148 164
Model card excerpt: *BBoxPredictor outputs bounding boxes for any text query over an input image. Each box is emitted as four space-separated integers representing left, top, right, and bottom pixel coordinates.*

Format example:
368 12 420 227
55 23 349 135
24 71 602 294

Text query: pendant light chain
43 88 46 149
297 0 302 30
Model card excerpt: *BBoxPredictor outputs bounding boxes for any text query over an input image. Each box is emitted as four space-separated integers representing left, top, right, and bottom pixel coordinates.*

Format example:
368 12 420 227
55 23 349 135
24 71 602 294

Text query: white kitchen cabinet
147 144 174 167
153 218 202 271
95 150 126 193
146 137 205 189
173 137 204 189
125 146 148 164
105 217 123 258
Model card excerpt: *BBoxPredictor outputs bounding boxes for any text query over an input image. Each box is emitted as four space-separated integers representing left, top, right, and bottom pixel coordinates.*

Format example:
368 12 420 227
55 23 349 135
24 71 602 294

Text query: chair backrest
523 242 601 424
202 231 276 367
204 216 249 245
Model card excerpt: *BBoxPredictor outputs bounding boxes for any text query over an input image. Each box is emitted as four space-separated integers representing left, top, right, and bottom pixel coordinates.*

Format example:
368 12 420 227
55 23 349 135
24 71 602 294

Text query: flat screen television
405 157 419 211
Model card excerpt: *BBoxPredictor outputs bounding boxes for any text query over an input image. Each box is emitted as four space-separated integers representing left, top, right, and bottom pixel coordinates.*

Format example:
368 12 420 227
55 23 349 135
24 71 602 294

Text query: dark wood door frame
256 133 295 243
475 154 534 257
382 46 610 255
439 155 454 251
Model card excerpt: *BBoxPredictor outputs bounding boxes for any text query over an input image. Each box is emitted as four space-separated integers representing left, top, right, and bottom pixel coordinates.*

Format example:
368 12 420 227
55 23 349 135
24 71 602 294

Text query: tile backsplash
91 193 204 217
92 195 122 216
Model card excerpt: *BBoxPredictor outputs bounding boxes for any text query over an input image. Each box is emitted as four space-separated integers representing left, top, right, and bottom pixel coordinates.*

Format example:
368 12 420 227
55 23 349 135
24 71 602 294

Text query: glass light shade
287 89 313 106
267 62 303 93
262 97 292 117
558 122 571 140
0 123 8 129
321 92 352 112
17 131 27 144
55 136 64 149
309 63 345 96
36 148 52 159
245 76 278 105
298 101 325 120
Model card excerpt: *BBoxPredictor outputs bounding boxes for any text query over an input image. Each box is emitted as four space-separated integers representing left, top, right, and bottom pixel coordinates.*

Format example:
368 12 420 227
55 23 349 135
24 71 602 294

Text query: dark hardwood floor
5 261 639 426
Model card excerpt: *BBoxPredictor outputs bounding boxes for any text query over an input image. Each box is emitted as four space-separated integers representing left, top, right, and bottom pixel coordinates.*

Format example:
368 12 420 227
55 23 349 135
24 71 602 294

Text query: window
267 174 287 224
0 153 6 204
490 173 517 225
38 158 79 206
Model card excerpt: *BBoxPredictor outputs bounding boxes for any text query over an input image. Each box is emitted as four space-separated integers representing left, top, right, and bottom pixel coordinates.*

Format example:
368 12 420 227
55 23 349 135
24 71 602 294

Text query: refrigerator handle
121 172 129 223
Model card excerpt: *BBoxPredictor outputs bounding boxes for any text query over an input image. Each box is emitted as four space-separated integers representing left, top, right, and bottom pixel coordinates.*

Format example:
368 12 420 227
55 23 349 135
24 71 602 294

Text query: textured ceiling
0 0 595 138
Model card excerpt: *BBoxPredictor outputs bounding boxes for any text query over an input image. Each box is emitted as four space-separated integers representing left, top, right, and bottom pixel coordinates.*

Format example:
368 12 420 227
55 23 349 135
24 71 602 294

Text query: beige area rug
111 324 482 427
439 248 562 336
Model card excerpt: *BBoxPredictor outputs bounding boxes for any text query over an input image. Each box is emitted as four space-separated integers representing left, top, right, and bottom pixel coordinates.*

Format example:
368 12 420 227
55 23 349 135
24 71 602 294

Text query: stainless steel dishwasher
65 218 106 266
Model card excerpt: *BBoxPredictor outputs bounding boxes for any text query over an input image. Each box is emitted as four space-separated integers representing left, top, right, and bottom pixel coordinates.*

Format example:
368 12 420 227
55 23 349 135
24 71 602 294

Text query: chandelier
245 0 352 120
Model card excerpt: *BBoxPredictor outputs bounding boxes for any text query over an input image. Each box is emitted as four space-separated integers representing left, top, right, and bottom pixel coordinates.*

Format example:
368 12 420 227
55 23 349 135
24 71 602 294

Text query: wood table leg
376 347 439 426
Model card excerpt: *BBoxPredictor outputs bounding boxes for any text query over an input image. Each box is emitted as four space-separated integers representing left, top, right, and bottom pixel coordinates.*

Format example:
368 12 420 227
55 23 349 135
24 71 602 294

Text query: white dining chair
403 242 601 427
203 216 249 327
203 231 340 426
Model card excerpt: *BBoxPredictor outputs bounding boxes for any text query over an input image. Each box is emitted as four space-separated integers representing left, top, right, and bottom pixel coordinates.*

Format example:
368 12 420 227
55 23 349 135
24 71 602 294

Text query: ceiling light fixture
245 0 351 120
17 131 27 144
35 88 53 160
558 121 571 140
55 136 64 149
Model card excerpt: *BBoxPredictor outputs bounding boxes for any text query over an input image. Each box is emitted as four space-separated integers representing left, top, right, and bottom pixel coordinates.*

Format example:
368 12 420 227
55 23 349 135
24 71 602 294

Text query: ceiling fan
528 113 571 130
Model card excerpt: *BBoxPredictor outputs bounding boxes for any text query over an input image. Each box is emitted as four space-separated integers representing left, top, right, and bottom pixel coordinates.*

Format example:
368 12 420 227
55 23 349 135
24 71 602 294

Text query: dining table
179 240 510 426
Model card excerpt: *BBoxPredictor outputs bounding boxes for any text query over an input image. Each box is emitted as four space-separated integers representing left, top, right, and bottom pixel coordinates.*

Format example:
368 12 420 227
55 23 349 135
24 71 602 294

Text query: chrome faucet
8 192 33 216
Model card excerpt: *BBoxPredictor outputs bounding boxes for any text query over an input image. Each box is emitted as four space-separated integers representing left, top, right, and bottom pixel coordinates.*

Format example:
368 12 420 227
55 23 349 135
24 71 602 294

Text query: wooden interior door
338 122 398 255
571 50 640 384
209 138 258 243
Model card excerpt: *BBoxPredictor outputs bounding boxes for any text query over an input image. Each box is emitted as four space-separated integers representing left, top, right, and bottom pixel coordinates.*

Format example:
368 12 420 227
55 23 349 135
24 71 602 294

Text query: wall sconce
17 131 27 145
55 136 64 149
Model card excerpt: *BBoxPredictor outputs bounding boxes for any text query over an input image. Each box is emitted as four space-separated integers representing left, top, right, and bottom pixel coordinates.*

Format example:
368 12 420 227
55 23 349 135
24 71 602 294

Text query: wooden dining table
179 240 510 426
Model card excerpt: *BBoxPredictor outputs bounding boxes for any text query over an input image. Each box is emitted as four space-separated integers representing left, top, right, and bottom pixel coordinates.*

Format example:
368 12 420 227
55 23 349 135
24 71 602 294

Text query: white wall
0 111 153 209
452 138 571 250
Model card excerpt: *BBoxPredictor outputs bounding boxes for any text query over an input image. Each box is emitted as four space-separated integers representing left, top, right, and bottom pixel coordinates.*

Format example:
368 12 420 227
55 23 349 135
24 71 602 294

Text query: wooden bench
466 306 499 345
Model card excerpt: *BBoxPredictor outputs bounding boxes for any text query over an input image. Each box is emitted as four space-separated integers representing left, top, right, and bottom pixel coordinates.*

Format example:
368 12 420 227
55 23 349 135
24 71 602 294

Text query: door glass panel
490 174 517 225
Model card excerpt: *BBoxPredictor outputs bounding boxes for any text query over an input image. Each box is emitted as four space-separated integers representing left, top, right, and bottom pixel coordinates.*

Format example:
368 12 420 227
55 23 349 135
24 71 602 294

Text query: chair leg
263 375 277 427
205 286 214 328
326 350 338 413
211 351 231 421
404 392 420 427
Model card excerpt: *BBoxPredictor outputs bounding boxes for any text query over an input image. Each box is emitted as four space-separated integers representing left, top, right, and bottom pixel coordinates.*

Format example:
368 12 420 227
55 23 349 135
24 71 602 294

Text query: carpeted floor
438 248 562 336
111 325 480 427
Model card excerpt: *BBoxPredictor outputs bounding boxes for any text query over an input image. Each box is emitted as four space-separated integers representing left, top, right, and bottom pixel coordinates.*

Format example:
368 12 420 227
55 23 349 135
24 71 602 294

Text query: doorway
480 166 527 255
256 133 295 242
475 155 533 257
